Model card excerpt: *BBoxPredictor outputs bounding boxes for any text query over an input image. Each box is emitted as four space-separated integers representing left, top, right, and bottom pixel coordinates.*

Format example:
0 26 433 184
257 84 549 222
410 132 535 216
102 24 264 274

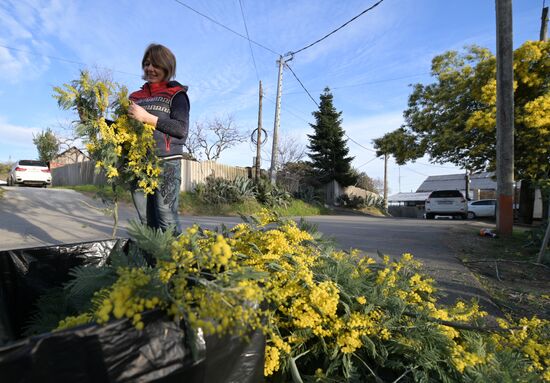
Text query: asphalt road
0 186 500 314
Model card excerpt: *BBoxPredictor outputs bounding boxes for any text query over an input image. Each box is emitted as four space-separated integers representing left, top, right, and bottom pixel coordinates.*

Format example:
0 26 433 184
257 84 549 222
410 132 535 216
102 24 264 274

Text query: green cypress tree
307 87 356 186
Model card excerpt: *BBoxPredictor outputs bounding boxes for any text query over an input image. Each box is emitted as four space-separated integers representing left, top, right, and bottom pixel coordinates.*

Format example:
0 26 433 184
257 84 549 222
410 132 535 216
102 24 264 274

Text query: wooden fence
181 160 250 191
52 160 251 192
51 161 107 187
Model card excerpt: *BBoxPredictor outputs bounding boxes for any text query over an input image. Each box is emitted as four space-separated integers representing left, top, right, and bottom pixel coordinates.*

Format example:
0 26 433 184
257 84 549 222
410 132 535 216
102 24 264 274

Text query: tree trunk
518 179 535 224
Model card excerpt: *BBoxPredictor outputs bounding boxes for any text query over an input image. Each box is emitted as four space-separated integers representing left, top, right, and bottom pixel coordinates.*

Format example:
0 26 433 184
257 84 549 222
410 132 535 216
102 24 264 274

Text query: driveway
0 186 500 314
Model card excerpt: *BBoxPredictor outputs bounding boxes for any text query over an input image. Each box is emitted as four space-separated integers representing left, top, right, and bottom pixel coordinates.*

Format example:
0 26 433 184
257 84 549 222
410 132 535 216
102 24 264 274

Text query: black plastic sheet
0 240 264 383
0 239 125 342
0 310 205 383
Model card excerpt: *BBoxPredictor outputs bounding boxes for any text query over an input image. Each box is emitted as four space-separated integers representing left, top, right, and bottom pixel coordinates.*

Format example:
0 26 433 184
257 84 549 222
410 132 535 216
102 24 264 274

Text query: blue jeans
131 159 182 234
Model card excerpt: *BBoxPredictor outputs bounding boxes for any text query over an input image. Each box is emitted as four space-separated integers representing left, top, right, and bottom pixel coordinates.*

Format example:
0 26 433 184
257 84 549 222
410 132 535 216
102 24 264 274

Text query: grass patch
449 223 550 320
55 186 329 217
179 193 261 216
358 206 387 217
0 187 5 200
0 162 11 183
459 225 534 261
272 199 329 216
55 184 133 205
179 192 328 217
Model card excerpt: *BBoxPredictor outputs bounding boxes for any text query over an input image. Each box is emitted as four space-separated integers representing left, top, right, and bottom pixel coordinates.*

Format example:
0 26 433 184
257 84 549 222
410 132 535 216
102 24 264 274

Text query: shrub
338 194 366 209
254 178 292 208
40 213 549 382
293 185 324 205
194 176 256 205
338 193 385 210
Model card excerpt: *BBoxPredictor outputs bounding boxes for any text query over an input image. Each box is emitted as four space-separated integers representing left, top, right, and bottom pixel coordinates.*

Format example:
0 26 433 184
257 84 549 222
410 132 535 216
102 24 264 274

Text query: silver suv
425 190 468 219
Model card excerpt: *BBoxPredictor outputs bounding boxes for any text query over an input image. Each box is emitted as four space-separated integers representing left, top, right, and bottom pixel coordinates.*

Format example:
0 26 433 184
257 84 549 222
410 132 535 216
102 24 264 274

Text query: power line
172 0 280 56
414 161 458 169
288 0 386 56
402 165 429 177
283 72 430 95
345 134 377 153
274 63 380 157
264 95 311 124
0 44 140 77
285 63 319 107
238 0 260 82
347 132 458 169
1 43 272 98
356 156 380 169
335 72 429 90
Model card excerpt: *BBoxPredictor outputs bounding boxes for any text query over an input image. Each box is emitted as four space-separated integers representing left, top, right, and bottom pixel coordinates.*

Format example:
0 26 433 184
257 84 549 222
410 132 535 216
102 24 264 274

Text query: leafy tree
307 87 356 186
33 128 60 164
373 41 550 221
373 127 426 165
374 41 549 178
351 168 384 194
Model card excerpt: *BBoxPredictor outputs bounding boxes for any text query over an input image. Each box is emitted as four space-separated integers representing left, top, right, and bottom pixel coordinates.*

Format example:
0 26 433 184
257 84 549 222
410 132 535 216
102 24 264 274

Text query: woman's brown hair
141 43 176 81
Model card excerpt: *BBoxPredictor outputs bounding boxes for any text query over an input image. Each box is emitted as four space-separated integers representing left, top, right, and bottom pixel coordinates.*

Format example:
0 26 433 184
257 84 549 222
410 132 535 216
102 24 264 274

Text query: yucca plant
195 176 256 205
254 178 291 208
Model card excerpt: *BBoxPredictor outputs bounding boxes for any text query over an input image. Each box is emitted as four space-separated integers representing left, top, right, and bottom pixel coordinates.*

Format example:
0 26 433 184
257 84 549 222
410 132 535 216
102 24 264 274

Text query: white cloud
0 45 26 80
1 119 39 142
0 1 60 82
0 3 33 40
0 118 40 161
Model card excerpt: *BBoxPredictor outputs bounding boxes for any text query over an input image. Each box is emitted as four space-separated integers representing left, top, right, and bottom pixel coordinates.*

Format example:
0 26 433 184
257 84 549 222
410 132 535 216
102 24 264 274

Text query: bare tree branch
52 121 85 153
277 134 306 169
184 122 205 160
185 115 247 161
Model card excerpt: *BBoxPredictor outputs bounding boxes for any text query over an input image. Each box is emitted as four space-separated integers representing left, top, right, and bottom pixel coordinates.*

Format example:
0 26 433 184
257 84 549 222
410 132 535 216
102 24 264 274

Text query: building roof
388 192 431 202
416 172 496 192
54 146 87 158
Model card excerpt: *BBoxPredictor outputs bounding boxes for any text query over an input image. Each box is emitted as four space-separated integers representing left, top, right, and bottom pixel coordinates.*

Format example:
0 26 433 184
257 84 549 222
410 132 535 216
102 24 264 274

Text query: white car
467 199 496 219
7 160 52 187
425 190 468 219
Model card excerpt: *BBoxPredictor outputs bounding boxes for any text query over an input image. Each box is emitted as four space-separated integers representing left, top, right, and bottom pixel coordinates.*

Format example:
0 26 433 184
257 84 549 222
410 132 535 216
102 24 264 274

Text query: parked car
467 199 496 219
425 189 468 219
7 160 52 187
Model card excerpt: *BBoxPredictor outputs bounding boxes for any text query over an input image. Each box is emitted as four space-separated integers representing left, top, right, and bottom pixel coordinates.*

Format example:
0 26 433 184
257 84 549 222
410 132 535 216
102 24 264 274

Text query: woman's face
143 57 167 83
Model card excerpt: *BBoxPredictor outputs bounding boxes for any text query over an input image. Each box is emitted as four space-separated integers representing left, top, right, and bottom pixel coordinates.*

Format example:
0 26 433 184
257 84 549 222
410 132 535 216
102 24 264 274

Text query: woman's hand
128 101 158 127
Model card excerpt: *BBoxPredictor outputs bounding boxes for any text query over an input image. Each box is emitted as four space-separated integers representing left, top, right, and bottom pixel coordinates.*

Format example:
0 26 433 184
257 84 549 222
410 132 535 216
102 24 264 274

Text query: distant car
425 189 468 219
7 160 52 187
467 199 496 219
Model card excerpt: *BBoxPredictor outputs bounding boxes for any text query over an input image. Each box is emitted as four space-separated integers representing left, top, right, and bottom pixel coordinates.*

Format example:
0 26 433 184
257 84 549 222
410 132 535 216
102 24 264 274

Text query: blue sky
0 0 544 194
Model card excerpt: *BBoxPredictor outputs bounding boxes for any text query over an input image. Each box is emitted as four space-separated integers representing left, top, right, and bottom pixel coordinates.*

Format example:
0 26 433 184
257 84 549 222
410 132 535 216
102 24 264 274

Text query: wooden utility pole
495 0 515 236
255 81 263 181
540 5 548 41
398 166 401 193
269 57 285 184
537 2 549 262
538 202 550 263
465 171 470 200
383 154 388 211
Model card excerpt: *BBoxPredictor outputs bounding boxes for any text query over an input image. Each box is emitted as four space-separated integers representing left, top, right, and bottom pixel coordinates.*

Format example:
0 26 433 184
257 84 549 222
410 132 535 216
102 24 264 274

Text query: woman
128 43 189 234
